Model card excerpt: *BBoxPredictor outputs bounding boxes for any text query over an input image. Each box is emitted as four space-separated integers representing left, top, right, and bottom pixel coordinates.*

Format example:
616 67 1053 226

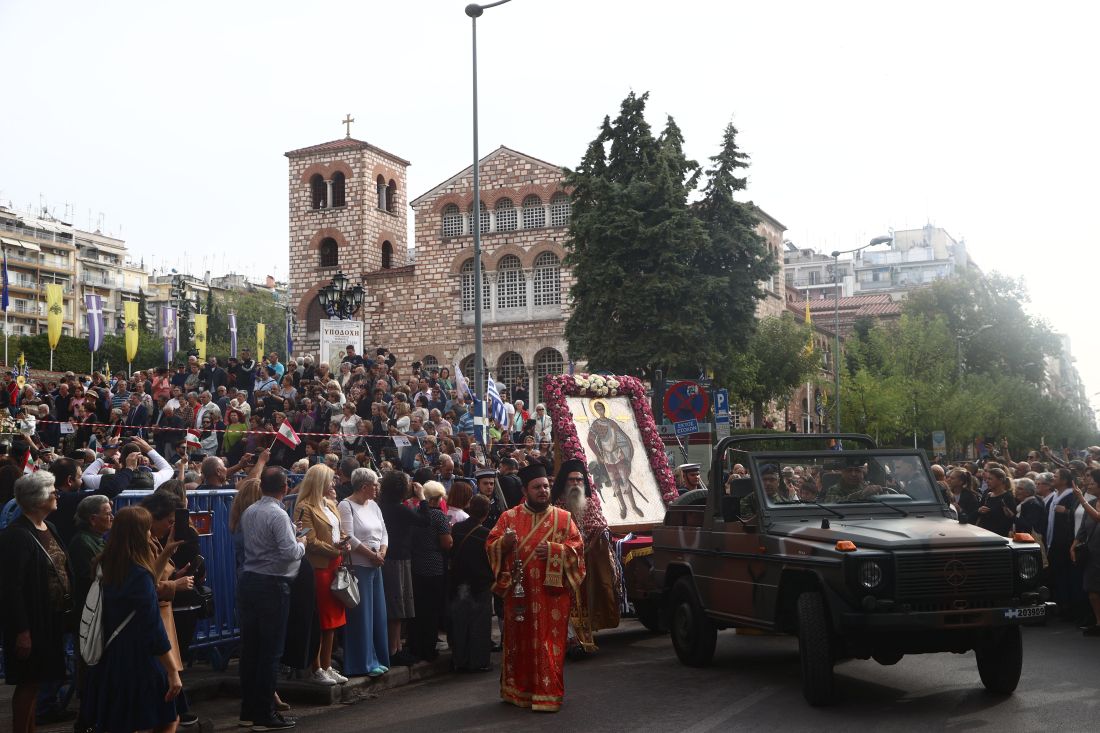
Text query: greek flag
228 312 238 358
473 400 489 445
487 373 506 427
454 360 477 401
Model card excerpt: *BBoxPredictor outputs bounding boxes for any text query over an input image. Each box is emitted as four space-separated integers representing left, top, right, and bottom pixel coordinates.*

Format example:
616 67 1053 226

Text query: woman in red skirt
293 463 350 685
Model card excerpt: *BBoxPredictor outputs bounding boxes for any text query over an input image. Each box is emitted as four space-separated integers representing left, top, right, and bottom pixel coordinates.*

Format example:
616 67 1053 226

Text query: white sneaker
308 668 336 686
324 667 348 684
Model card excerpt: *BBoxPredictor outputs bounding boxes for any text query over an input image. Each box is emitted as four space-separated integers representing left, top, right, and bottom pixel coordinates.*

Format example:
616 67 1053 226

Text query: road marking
680 685 781 733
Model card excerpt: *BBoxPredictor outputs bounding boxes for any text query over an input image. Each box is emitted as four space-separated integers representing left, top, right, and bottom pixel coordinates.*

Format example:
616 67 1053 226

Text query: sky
2 0 1099 407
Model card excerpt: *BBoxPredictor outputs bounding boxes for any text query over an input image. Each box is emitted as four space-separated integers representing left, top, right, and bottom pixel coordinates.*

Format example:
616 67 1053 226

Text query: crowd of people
0 345 599 732
2 344 1099 731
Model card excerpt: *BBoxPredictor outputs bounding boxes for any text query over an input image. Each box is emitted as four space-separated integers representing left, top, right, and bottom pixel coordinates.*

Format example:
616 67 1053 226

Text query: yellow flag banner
256 323 265 357
45 284 64 349
124 301 140 363
193 314 208 361
803 292 813 355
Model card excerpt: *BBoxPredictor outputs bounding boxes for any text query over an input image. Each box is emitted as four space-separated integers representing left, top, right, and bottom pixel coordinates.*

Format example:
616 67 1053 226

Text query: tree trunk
753 401 765 428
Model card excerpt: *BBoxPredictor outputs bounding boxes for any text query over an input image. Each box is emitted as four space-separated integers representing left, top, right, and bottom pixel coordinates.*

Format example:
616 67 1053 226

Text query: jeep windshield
751 452 943 509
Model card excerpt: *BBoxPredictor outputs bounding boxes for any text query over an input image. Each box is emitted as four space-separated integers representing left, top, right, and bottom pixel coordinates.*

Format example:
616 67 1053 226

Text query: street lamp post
829 235 892 434
466 0 511 399
317 271 365 321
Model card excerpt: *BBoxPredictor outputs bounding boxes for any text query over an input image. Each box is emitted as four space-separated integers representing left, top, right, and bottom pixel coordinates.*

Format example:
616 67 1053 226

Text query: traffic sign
714 388 730 422
674 418 699 436
663 380 710 423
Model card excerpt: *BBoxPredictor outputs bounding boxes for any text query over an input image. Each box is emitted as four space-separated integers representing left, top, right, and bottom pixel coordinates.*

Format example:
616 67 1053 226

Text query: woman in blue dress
83 506 182 733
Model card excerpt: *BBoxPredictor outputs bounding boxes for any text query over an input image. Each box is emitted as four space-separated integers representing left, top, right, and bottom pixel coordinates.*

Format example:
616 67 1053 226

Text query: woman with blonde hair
81 506 182 733
293 463 350 685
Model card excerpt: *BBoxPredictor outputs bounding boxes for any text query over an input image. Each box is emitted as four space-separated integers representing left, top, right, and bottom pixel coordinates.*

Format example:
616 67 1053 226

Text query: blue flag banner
85 294 105 352
285 312 294 358
1 249 9 312
228 312 238 359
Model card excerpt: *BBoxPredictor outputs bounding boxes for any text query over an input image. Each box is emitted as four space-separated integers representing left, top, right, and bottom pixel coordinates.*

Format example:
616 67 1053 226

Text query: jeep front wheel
669 578 716 667
797 591 835 706
975 626 1022 694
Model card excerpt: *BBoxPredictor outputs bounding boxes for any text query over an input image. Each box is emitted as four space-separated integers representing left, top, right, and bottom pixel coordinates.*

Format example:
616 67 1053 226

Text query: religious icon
566 396 665 528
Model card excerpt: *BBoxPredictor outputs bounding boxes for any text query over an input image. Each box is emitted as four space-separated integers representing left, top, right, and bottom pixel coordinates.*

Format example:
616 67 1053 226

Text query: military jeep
650 434 1052 706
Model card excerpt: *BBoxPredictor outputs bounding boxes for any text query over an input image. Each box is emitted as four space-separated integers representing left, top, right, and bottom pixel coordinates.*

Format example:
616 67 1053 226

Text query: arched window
423 355 439 371
468 201 489 234
521 195 544 229
496 255 526 309
305 298 326 334
442 204 463 237
495 198 516 232
376 175 387 210
498 352 525 397
310 174 326 209
460 258 491 312
533 251 561 306
550 192 571 227
381 241 394 269
386 179 397 213
534 348 564 403
319 238 338 268
332 171 346 208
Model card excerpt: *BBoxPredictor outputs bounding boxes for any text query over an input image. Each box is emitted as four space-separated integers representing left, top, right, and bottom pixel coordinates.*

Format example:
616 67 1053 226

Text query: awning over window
1 237 42 252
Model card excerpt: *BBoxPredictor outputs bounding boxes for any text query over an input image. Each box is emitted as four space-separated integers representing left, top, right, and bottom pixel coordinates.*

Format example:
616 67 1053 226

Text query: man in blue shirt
238 467 305 730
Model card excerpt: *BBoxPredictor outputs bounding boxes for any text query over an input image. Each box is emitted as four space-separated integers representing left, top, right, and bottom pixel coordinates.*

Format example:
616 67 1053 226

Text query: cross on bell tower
342 114 355 138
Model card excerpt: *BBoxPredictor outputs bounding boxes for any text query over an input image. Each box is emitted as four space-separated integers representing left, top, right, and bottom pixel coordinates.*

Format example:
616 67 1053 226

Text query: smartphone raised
295 527 311 538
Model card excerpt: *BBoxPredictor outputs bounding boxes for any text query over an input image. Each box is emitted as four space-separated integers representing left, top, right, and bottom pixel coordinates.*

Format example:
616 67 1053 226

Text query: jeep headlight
859 560 884 589
1018 553 1040 582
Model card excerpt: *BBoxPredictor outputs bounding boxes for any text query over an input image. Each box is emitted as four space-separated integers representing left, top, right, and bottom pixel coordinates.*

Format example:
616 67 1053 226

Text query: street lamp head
465 3 484 17
868 235 893 246
331 271 349 293
830 251 841 259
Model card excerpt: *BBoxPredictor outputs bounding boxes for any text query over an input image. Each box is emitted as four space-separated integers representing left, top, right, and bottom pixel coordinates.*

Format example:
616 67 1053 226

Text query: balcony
0 219 74 246
81 272 121 288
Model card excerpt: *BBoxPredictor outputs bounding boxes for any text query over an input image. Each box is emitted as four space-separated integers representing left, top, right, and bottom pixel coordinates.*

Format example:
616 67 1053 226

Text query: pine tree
694 122 777 360
563 92 713 379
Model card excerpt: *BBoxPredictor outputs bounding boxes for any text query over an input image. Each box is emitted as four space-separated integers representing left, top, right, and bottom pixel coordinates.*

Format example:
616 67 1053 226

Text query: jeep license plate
1003 606 1045 620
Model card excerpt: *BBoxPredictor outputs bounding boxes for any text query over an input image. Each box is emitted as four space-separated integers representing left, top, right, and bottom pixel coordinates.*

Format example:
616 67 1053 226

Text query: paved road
192 620 1098 732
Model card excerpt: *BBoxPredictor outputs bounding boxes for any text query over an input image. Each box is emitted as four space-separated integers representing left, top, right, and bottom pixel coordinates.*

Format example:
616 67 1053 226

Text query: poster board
319 319 364 374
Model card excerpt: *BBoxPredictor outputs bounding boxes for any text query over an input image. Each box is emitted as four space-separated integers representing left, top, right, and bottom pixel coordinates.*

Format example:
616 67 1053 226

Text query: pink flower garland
543 373 679 505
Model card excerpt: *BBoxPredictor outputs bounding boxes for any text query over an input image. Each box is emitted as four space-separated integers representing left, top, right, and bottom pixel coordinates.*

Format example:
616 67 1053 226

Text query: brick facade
286 138 786 408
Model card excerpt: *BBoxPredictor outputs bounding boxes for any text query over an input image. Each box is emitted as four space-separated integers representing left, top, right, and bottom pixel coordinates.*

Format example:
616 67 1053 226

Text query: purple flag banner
285 312 293 359
161 305 177 365
85 294 105 352
228 312 238 358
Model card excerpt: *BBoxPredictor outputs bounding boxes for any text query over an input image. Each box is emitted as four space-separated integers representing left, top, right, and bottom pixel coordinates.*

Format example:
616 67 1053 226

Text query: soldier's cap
680 463 700 474
474 468 497 480
759 463 779 475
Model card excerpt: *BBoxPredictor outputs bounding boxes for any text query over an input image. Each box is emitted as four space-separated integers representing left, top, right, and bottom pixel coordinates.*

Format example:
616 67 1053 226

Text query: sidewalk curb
182 653 454 707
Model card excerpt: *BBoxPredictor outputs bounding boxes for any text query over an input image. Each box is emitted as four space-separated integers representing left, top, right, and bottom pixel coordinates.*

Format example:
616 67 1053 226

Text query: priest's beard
566 485 587 522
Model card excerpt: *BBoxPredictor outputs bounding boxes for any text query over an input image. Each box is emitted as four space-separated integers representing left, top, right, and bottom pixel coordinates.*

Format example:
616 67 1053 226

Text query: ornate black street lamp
317 271 365 320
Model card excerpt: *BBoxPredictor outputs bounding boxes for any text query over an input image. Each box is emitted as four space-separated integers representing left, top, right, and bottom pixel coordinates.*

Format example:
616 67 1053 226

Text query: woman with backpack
81 505 183 733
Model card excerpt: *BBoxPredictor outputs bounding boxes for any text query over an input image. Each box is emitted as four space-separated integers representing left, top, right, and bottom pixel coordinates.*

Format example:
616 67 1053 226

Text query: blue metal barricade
114 488 241 670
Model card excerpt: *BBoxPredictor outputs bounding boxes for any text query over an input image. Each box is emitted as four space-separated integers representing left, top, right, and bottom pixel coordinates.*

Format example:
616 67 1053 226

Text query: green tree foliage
842 309 1095 452
564 93 767 380
694 122 778 357
722 314 820 426
204 290 285 361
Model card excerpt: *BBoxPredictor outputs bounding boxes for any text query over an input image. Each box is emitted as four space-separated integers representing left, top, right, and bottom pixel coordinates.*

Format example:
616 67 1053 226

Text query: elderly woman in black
0 471 72 733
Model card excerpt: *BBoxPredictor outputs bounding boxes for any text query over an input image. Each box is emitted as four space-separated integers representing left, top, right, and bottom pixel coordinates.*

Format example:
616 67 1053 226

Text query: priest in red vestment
487 462 585 712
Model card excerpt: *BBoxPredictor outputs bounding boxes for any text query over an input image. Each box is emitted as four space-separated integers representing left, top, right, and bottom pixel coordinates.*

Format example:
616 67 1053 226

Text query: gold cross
342 114 355 138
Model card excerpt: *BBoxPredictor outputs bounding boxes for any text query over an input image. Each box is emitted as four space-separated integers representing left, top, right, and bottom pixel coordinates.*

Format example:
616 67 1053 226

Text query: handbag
330 554 360 609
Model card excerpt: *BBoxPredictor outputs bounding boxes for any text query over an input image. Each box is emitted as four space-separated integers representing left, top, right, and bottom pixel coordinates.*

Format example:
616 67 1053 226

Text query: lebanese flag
21 451 36 475
275 420 301 449
185 429 202 450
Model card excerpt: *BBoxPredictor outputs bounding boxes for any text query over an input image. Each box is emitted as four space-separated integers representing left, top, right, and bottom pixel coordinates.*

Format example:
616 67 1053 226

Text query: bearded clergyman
551 459 621 656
